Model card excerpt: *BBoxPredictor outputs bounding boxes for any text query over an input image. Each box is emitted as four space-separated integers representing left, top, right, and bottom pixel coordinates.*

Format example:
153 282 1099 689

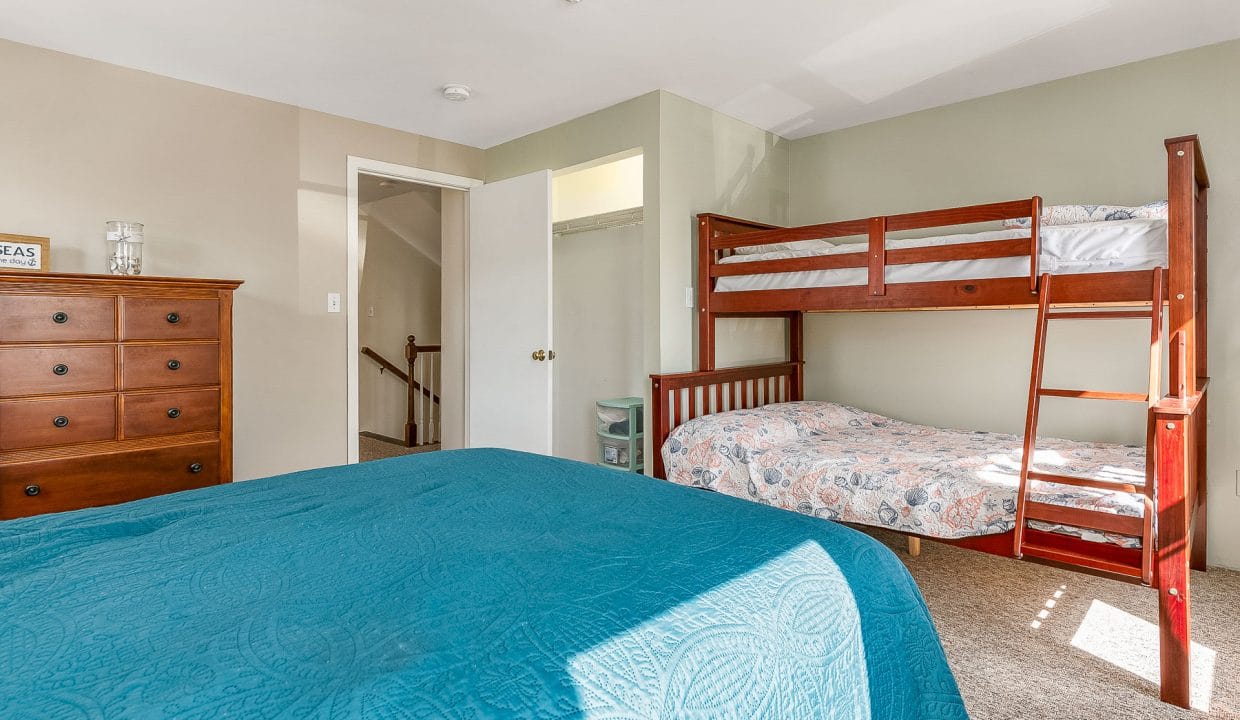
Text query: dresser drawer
0 294 116 342
0 395 117 450
121 343 219 389
0 441 220 519
0 346 118 397
122 389 219 438
121 297 219 340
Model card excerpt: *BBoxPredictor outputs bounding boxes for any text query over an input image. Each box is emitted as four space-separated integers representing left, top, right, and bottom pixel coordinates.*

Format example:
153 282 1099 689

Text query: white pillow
730 239 835 255
1004 200 1168 229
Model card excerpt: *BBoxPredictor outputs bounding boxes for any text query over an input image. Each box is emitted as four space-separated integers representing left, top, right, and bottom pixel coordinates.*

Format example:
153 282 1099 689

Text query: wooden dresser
0 272 242 520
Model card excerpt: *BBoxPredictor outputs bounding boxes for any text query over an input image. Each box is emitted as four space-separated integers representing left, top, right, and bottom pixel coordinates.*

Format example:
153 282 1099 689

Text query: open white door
468 170 553 453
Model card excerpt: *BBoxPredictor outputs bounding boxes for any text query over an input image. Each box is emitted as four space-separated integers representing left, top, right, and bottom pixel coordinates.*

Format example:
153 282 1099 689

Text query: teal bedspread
0 449 966 719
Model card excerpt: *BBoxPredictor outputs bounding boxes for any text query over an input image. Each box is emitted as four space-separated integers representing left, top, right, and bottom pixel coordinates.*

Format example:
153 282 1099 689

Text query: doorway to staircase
356 174 446 461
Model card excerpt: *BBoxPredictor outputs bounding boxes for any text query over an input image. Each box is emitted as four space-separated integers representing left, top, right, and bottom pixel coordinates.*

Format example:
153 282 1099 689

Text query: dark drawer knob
188 462 203 474
52 363 69 376
166 312 181 324
167 359 182 371
52 415 70 428
167 407 181 419
51 311 69 324
24 485 40 497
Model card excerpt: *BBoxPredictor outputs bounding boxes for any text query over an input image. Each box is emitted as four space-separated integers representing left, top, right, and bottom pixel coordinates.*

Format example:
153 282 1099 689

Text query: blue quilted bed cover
0 449 966 719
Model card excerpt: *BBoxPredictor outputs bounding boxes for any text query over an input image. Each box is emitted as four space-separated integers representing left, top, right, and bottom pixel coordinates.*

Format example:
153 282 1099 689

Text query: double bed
663 402 1146 549
0 449 966 719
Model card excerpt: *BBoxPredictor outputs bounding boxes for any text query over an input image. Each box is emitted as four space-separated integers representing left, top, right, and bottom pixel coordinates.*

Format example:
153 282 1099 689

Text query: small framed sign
0 233 51 273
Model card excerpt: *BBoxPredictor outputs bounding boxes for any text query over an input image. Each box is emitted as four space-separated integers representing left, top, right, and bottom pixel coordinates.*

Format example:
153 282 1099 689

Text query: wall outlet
685 286 694 309
367 305 375 318
327 293 341 313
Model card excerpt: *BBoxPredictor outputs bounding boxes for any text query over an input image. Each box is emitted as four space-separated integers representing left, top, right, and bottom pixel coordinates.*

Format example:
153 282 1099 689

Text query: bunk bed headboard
650 361 803 479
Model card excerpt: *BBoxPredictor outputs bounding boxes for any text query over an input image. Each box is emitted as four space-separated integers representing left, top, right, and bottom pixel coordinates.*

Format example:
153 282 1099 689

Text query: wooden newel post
405 335 417 447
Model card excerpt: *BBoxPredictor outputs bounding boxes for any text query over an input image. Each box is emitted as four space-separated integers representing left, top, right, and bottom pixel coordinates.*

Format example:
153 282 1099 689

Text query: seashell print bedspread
663 402 1146 548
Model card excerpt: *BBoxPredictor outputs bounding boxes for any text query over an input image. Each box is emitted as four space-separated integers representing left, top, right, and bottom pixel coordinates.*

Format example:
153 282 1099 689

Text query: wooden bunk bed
649 136 1209 708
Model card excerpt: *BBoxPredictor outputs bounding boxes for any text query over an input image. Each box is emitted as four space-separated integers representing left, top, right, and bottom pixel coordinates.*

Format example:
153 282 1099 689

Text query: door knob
531 349 546 361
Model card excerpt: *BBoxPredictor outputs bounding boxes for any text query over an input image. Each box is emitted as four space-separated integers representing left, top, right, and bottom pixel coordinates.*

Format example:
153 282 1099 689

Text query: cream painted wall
788 39 1240 568
358 205 442 441
552 223 645 463
439 189 469 450
553 154 643 223
0 38 484 479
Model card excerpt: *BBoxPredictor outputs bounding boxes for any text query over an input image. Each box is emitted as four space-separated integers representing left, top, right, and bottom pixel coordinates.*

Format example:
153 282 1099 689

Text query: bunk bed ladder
1013 269 1164 583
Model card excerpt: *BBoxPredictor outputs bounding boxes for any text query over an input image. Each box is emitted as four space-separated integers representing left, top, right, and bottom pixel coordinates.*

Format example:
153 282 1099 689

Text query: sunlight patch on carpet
1070 599 1215 711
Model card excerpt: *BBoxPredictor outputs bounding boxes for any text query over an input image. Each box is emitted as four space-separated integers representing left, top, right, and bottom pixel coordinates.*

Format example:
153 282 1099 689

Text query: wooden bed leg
1156 415 1192 709
907 536 921 557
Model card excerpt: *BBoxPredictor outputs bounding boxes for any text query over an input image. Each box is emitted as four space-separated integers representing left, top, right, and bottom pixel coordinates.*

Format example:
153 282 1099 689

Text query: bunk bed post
1154 412 1192 708
1165 136 1201 399
1029 196 1042 293
698 216 716 372
1153 134 1208 709
1191 174 1209 572
788 311 804 400
651 376 668 479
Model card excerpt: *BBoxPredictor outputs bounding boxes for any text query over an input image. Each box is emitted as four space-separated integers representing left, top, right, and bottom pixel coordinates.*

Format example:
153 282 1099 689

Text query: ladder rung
1020 542 1144 578
1047 310 1152 320
1027 470 1142 494
1038 388 1148 402
1023 501 1143 536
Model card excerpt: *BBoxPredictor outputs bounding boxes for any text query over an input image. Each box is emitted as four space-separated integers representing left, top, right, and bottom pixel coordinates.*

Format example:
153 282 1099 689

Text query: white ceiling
1 0 1238 148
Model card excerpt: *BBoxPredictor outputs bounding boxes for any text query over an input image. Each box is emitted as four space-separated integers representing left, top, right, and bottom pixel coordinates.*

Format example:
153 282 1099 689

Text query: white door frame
346 156 482 464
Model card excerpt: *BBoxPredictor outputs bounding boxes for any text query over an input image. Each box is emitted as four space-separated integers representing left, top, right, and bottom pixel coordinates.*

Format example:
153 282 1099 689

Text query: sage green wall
658 92 790 372
486 92 661 380
486 91 790 461
787 39 1240 568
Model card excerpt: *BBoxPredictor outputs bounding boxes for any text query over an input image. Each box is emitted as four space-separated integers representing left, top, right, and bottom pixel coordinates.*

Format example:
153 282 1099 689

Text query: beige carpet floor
863 529 1238 719
358 435 440 463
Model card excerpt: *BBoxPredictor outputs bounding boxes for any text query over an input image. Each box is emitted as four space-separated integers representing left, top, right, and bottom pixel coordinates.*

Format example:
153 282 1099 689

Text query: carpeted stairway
358 434 440 463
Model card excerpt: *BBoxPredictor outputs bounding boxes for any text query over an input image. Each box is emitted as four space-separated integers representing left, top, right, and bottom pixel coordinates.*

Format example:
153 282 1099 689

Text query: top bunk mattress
715 218 1167 293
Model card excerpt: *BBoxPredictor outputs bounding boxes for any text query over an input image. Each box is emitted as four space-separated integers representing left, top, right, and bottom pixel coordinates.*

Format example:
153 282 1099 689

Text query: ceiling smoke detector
441 84 472 102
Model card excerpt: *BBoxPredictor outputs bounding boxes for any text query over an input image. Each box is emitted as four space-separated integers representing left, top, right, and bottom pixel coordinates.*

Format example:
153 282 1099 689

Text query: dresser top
0 271 243 291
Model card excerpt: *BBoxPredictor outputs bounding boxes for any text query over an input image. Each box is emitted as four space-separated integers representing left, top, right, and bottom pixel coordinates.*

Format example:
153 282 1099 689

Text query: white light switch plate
685 286 694 308
327 293 341 313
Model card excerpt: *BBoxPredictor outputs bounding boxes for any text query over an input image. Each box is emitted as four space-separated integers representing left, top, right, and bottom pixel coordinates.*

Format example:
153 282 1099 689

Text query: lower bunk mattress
663 402 1146 548
0 448 965 719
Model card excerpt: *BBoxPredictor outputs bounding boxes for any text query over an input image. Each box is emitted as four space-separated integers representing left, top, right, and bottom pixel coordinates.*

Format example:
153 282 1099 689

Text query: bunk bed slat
711 219 869 251
1023 501 1143 537
1020 542 1143 579
1026 470 1140 494
1038 388 1148 402
1049 310 1153 320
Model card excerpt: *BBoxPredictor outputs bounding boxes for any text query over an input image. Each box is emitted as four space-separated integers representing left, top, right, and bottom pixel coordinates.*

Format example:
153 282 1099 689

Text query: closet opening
551 151 645 468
